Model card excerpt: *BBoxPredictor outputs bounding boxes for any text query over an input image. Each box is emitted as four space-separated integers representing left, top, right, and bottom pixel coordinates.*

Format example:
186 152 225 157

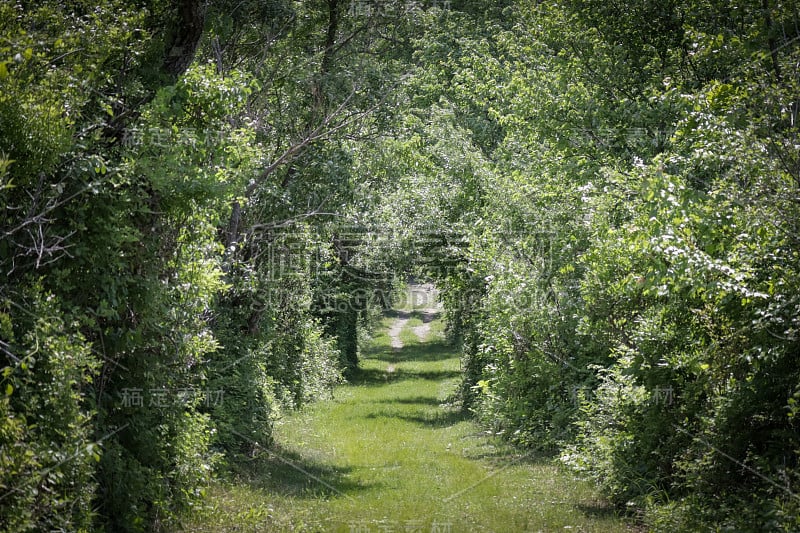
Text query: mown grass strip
188 300 631 532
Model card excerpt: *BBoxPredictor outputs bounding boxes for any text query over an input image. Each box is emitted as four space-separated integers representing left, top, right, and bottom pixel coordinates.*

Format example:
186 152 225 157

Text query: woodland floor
188 287 633 532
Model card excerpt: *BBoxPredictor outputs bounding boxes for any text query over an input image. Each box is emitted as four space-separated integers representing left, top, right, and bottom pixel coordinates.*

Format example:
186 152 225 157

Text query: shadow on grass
394 409 471 428
383 309 441 321
349 366 462 387
234 444 376 499
574 501 628 521
363 340 458 363
361 408 469 429
459 443 559 466
376 396 443 406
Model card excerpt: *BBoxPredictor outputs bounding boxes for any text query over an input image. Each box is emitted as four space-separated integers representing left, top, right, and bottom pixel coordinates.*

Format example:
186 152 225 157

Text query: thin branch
0 340 21 364
247 74 410 197
249 211 347 232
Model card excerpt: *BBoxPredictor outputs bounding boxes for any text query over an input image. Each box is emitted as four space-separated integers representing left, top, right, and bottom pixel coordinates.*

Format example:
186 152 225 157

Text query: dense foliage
1 0 798 531
0 1 404 530
394 1 800 530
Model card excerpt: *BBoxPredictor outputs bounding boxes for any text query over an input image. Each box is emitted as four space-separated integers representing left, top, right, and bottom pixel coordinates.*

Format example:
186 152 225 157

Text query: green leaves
393 1 800 529
1 0 798 530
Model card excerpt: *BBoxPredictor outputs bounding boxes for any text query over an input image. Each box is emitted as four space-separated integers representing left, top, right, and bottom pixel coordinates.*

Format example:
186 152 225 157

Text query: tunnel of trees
1 0 799 531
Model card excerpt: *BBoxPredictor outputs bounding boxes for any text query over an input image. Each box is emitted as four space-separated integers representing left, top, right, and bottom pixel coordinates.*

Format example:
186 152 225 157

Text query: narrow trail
411 309 438 342
388 308 439 349
387 312 410 350
191 292 631 532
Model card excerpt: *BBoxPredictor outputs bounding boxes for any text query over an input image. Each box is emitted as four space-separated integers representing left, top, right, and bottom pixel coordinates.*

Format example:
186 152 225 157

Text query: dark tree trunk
762 0 782 81
163 0 208 80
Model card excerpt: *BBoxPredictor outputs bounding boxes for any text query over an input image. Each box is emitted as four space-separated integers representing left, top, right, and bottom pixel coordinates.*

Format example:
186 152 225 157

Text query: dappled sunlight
188 308 631 532
234 444 378 499
6 2 796 530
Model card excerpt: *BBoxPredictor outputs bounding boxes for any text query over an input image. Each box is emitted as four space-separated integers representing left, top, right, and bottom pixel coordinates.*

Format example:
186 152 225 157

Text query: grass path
190 300 632 532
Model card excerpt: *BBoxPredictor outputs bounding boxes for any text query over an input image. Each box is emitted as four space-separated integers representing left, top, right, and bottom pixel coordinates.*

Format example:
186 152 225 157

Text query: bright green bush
0 288 98 532
423 2 800 529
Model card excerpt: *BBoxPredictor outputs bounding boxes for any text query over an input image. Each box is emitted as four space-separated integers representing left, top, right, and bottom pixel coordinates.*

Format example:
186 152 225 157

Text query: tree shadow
383 309 441 320
234 444 376 499
359 408 463 428
418 310 440 323
348 366 462 387
574 501 631 522
458 442 559 466
374 340 458 364
359 398 469 428
394 409 471 428
376 396 444 406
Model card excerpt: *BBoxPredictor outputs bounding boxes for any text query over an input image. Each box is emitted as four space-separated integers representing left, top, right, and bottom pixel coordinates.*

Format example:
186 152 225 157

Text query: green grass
362 316 395 357
187 307 632 532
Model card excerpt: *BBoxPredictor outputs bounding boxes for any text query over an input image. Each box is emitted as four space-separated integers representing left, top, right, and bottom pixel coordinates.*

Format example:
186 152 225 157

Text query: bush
0 287 98 532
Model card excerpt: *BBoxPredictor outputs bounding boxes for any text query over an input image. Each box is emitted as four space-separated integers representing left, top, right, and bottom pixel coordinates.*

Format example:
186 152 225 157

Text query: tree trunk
163 0 208 79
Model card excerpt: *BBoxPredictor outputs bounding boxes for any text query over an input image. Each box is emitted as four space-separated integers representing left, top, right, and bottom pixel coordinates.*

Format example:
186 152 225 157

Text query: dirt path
388 308 440 349
411 309 438 342
387 311 410 350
